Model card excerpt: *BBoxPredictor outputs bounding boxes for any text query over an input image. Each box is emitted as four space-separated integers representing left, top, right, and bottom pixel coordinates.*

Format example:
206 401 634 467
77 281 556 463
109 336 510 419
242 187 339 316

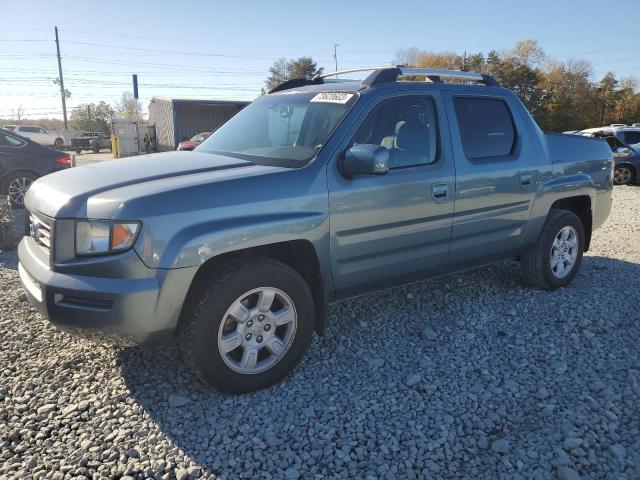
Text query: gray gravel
1 186 640 479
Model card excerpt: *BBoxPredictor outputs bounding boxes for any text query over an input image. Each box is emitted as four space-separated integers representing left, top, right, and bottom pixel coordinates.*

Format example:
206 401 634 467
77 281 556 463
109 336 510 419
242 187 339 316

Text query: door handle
519 173 533 186
431 183 448 203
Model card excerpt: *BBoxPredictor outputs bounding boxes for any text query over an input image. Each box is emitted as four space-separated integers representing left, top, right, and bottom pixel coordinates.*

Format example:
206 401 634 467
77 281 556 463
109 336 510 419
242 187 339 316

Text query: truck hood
25 151 285 218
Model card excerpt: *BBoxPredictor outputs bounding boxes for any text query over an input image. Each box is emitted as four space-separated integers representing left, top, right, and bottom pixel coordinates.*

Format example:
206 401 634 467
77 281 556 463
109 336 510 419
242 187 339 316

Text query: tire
3 171 37 209
521 209 585 290
613 165 635 185
178 257 315 394
92 142 100 153
54 138 64 150
75 148 81 154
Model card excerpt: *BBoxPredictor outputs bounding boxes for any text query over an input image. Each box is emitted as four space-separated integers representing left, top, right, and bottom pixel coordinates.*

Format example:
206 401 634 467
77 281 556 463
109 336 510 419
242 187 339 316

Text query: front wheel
178 257 315 394
54 138 64 149
521 209 585 290
614 165 635 185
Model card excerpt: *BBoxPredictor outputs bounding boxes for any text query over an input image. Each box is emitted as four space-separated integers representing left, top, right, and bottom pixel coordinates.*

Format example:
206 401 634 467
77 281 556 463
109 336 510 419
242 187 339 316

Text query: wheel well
551 196 592 251
183 240 327 335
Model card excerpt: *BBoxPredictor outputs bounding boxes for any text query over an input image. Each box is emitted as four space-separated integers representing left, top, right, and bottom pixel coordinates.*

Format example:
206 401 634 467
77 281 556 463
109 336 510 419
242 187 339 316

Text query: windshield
197 91 357 167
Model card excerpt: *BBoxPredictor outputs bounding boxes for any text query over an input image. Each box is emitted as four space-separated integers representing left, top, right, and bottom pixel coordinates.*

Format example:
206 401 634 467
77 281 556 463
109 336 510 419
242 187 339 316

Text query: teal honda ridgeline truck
18 67 613 393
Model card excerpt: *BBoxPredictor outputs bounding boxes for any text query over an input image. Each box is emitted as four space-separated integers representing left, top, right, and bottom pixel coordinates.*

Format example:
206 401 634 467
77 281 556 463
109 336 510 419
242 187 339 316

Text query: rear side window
621 131 640 145
453 97 516 159
20 126 39 133
0 133 24 147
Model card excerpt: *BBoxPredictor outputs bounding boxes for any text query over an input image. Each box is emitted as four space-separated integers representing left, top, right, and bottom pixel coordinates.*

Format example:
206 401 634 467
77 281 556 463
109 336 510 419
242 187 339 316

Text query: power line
63 40 276 60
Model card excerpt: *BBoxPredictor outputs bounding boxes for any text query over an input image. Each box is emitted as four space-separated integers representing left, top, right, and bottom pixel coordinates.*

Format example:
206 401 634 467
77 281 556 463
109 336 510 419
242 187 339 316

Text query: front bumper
17 236 197 347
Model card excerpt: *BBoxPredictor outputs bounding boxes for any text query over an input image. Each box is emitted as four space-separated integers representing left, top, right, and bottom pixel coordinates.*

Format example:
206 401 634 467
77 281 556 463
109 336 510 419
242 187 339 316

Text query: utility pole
462 51 467 71
87 104 91 132
333 44 339 72
54 26 68 129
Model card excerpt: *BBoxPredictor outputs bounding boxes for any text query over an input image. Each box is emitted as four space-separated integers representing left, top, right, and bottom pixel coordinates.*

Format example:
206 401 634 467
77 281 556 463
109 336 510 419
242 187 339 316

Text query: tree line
1 91 143 134
265 40 639 132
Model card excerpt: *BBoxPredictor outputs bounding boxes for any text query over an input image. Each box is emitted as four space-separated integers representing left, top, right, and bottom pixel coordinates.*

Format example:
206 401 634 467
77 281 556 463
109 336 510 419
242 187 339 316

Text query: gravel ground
1 187 639 480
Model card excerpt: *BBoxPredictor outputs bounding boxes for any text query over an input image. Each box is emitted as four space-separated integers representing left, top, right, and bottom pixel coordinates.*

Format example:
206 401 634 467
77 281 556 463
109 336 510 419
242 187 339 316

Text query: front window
197 91 357 167
349 95 439 169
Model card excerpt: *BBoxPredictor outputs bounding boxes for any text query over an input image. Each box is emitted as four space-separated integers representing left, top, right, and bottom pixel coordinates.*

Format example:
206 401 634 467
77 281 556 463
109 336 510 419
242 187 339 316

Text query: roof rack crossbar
268 77 321 94
270 66 499 93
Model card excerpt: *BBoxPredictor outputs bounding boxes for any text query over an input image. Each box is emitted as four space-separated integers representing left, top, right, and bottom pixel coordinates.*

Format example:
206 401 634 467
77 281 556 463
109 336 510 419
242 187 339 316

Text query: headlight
75 221 141 256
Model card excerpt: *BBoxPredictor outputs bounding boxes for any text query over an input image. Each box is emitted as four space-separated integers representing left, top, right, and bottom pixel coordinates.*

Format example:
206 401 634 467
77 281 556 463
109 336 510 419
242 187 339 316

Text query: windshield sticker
310 92 354 104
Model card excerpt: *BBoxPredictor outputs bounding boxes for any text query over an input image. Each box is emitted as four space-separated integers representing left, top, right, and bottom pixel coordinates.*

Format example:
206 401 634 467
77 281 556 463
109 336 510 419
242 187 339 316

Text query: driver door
327 91 455 298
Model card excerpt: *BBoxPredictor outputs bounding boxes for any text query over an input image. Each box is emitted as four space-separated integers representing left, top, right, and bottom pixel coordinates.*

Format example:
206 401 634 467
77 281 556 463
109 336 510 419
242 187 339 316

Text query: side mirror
340 144 389 178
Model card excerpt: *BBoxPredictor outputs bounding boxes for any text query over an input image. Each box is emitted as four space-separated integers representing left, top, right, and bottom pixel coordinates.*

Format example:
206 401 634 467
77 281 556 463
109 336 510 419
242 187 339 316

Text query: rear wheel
3 171 37 209
92 141 100 153
178 257 315 394
521 209 584 290
614 165 635 185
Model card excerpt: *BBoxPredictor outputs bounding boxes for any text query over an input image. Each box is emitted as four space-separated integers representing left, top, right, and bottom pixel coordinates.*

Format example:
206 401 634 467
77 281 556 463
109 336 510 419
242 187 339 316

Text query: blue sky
2 0 639 119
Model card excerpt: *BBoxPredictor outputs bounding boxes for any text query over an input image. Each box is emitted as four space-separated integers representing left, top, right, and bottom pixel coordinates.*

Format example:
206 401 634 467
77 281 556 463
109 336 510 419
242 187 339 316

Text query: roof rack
268 66 499 94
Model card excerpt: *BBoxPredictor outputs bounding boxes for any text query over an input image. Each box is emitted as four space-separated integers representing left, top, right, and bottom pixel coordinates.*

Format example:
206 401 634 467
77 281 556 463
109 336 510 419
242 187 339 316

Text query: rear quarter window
453 97 516 159
0 133 24 147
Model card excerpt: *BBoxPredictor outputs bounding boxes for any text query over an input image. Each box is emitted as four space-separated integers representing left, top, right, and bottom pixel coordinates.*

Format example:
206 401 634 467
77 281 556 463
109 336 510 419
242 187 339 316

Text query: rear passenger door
328 91 455 297
445 93 538 265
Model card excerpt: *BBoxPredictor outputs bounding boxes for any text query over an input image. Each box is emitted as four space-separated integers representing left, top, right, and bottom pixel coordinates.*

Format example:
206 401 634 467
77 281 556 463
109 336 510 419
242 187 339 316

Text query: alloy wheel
217 287 297 374
614 166 632 185
550 226 579 279
8 176 34 206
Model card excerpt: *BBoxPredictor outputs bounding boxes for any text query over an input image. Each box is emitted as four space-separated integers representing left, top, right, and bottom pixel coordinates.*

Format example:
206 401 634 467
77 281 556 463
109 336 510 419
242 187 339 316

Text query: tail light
56 155 71 166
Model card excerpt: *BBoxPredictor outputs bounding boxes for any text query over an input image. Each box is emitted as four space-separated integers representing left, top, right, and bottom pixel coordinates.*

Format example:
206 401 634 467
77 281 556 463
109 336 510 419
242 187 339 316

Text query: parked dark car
176 132 210 151
71 132 111 154
598 134 640 185
0 128 71 208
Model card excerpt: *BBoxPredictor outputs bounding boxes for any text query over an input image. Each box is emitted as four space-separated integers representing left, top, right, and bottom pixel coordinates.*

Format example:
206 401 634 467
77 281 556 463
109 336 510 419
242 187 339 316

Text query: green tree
264 57 323 92
115 91 143 120
613 77 640 125
596 72 619 126
485 49 544 117
390 39 640 132
70 101 115 134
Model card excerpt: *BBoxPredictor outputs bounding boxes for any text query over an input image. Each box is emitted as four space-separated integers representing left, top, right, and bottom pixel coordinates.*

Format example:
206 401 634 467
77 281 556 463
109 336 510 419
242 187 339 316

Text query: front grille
29 213 53 254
